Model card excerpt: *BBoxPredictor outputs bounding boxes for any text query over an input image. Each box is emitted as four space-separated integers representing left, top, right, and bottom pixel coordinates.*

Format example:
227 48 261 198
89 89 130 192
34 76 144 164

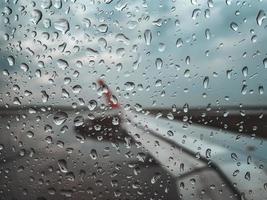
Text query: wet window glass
0 0 267 199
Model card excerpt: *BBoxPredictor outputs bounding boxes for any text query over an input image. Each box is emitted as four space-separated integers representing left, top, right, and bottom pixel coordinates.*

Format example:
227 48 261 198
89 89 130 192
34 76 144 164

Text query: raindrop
185 56 190 65
247 155 251 164
205 29 211 40
155 58 163 70
20 63 29 72
7 56 15 66
191 0 197 5
98 24 108 33
167 130 174 137
245 171 250 181
183 103 189 113
54 0 62 9
26 131 34 138
53 111 68 125
31 9 42 25
72 85 82 93
124 82 135 91
259 86 264 95
230 22 238 31
54 19 69 34
73 116 84 127
115 33 129 44
206 148 211 158
176 38 183 48
62 89 69 98
41 0 52 9
184 69 190 78
233 170 239 176
225 0 231 5
58 159 68 173
241 85 247 95
82 18 91 28
90 149 98 160
203 76 209 89
205 9 210 18
192 9 201 20
48 187 56 195
112 116 120 125
242 66 248 77
263 58 267 68
57 59 69 70
256 10 266 26
127 20 138 29
41 90 49 103
231 153 238 161
144 29 152 45
88 100 97 111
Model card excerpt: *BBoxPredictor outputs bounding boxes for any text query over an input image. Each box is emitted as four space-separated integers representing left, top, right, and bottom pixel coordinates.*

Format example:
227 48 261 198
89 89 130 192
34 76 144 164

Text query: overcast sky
1 0 267 109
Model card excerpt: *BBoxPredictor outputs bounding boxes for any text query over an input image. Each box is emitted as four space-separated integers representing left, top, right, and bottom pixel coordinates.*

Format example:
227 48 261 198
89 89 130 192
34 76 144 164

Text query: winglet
97 79 121 109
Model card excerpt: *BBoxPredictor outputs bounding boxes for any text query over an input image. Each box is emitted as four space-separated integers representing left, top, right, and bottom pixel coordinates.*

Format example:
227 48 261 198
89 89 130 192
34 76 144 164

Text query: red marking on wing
97 79 120 109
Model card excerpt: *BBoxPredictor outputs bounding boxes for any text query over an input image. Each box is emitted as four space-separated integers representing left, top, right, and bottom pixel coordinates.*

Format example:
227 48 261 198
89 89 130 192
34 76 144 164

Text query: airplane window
0 0 267 199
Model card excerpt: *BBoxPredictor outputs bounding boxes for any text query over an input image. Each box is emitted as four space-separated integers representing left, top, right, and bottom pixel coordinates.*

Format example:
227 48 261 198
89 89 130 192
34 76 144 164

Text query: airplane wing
124 111 267 200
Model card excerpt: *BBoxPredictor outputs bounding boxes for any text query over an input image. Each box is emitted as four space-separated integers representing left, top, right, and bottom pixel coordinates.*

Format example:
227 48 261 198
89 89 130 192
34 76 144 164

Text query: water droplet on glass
20 63 29 72
259 86 264 95
144 29 152 45
245 171 250 181
155 58 163 70
231 153 238 161
241 85 247 95
54 19 69 34
41 90 49 103
90 149 98 160
98 24 108 33
31 9 42 25
225 0 232 5
88 100 97 111
58 159 68 173
112 116 120 125
72 85 82 94
185 56 190 65
203 76 209 89
206 148 211 158
73 116 84 127
191 0 197 5
192 9 201 20
230 22 238 31
57 59 69 70
184 69 190 78
205 28 211 40
176 38 183 48
256 10 266 26
124 82 135 91
242 66 248 77
26 131 34 138
54 0 62 9
53 111 68 125
183 103 189 113
263 58 267 68
115 33 129 44
7 56 15 66
167 130 174 136
41 0 52 9
233 170 239 176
